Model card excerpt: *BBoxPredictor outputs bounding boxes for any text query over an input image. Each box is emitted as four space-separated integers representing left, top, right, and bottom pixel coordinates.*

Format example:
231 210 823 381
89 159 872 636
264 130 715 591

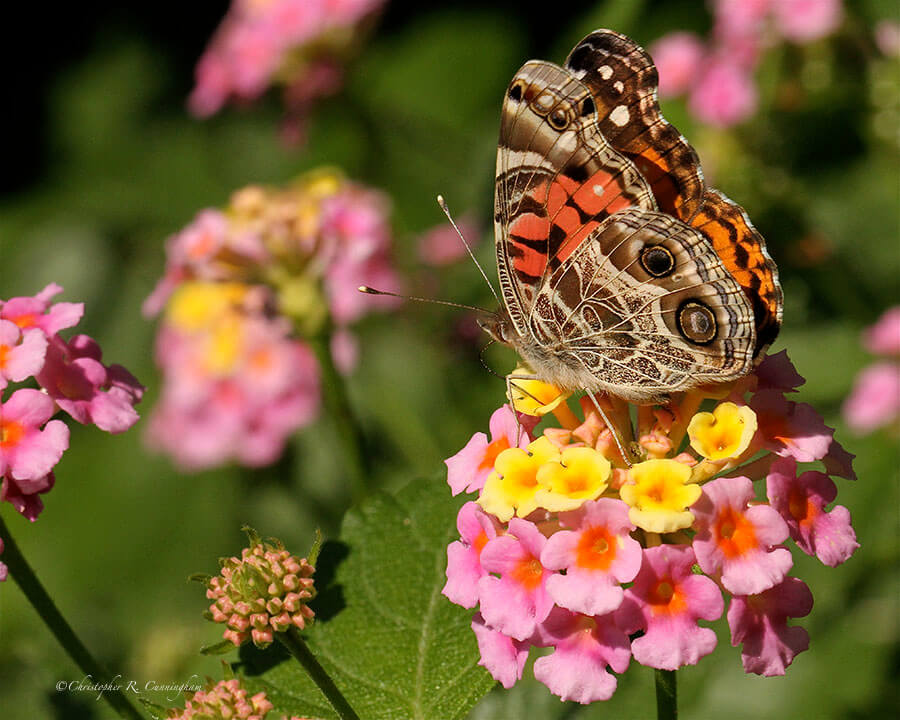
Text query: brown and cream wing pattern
564 29 783 355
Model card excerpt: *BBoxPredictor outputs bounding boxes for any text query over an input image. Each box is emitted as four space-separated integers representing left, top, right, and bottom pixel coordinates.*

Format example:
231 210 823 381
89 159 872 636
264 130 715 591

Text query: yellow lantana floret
478 436 561 522
620 459 702 533
508 368 571 416
167 282 249 332
535 446 611 512
688 402 758 461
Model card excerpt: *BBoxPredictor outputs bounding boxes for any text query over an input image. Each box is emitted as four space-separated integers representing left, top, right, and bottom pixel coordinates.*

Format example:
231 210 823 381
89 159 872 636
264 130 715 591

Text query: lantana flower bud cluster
443 350 858 704
189 0 385 143
0 284 144 523
144 170 399 470
202 532 316 649
166 677 306 720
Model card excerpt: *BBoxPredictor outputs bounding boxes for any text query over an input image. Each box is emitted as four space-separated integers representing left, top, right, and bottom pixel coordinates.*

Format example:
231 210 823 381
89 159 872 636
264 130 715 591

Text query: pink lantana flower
446 405 536 495
37 335 144 434
864 306 900 355
843 362 900 434
189 0 384 131
320 186 401 325
771 0 843 43
0 283 84 338
1 470 55 522
540 498 642 616
0 389 70 483
753 349 806 393
649 33 706 98
619 545 724 670
532 607 631 704
727 576 814 676
688 58 758 127
478 518 554 641
0 321 47 389
442 502 501 609
750 389 833 463
417 215 480 266
821 438 857 482
766 457 858 567
471 613 530 689
692 476 792 595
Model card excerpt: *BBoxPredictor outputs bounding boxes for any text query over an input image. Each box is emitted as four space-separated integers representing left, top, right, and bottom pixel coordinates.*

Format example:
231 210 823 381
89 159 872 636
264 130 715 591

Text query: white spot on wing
593 185 605 196
598 65 613 80
613 81 624 93
610 105 630 127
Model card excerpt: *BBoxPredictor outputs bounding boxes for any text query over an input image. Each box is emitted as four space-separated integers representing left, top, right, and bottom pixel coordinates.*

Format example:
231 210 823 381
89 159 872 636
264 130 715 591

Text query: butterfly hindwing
528 207 756 402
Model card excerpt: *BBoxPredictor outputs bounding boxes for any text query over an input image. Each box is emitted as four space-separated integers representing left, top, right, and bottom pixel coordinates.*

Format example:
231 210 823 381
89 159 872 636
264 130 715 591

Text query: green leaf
239 474 495 719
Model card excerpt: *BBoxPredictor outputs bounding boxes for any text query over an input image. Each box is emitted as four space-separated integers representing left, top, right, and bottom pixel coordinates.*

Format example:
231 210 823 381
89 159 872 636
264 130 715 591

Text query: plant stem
655 668 678 720
0 513 145 720
278 627 360 720
310 332 370 503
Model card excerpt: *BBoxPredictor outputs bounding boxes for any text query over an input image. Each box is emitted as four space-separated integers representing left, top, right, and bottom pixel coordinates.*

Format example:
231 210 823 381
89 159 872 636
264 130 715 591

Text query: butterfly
479 29 783 406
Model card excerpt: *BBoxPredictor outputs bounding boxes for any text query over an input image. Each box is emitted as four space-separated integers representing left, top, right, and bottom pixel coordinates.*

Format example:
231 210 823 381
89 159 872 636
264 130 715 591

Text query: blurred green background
1 0 898 718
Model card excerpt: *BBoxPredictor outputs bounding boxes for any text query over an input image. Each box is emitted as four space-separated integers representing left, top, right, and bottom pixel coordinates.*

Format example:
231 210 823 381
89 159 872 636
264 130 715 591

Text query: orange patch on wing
626 147 684 218
573 169 637 217
555 220 600 264
546 175 579 217
509 213 550 277
509 213 550 241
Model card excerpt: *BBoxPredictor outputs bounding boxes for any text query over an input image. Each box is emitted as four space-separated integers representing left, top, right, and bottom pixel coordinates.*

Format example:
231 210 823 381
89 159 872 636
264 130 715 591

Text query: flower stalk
655 669 677 720
310 330 370 503
0 514 145 720
277 626 360 720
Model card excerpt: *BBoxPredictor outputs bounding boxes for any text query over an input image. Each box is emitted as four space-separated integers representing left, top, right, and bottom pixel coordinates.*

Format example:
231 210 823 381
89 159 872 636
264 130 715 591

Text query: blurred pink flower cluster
843 307 900 434
189 0 385 142
650 0 844 127
0 284 144 523
144 171 399 471
443 351 857 703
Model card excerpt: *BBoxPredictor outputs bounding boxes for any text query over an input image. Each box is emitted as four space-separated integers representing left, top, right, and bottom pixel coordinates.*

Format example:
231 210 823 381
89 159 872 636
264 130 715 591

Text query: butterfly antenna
357 286 494 315
436 195 501 307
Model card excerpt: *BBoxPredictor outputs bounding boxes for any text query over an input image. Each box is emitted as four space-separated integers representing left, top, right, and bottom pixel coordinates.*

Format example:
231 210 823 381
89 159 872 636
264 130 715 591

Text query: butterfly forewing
495 59 655 336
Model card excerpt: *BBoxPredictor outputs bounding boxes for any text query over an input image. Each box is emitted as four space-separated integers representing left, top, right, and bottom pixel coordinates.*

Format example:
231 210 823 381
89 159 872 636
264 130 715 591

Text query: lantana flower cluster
843 306 900 434
166 677 305 720
443 351 858 703
144 170 399 470
0 284 144 523
190 0 385 143
201 531 316 649
650 0 844 127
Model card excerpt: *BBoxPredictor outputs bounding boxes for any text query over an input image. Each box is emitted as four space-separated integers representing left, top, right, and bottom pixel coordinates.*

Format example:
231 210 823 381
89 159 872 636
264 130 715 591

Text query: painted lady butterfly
480 29 783 406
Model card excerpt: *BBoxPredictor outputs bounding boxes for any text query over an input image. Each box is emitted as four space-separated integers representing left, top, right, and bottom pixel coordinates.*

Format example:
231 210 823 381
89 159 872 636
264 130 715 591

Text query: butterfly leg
582 388 636 468
505 373 544 440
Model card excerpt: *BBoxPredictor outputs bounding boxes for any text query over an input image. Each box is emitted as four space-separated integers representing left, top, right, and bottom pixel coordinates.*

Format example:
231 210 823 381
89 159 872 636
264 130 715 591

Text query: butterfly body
490 30 782 405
